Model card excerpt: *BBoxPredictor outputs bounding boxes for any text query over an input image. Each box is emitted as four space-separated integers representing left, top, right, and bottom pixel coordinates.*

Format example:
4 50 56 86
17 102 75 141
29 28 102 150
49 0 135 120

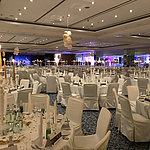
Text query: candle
3 58 7 79
12 59 15 81
0 45 2 71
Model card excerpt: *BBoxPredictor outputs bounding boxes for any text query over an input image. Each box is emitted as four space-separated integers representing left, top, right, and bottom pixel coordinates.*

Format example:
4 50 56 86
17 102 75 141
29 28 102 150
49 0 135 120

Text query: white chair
100 83 119 108
138 78 149 95
61 82 72 106
20 79 29 89
17 88 32 107
94 130 111 150
127 85 139 112
32 80 39 94
64 75 71 83
112 88 121 130
4 93 16 115
119 95 150 142
46 76 57 93
37 83 42 94
66 96 84 136
28 93 50 115
118 78 124 92
73 107 112 150
83 84 99 110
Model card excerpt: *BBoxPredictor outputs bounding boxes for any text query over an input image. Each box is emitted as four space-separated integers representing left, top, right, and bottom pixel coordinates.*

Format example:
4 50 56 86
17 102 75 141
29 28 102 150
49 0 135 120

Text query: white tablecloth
136 99 150 119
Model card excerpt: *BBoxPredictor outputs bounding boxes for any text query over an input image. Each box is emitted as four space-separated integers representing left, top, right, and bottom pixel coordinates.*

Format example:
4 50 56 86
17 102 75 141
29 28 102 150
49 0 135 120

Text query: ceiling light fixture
102 19 104 22
115 15 117 18
130 9 133 13
92 1 94 5
60 18 62 21
19 12 22 16
82 26 85 28
56 47 58 48
30 0 33 2
79 8 81 11
68 14 70 17
91 23 94 26
53 22 55 24
15 18 18 20
24 7 27 10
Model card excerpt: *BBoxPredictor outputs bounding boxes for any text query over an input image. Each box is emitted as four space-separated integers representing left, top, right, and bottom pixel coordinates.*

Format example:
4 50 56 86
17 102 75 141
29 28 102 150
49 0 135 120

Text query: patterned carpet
49 94 150 150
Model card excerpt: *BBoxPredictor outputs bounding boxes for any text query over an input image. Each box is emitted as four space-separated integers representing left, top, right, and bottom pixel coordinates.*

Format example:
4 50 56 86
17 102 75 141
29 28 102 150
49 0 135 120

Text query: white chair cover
28 94 50 116
46 76 57 93
119 95 150 142
20 79 29 89
138 78 149 95
61 82 72 106
95 130 111 150
17 88 32 106
127 86 139 112
83 84 99 110
112 88 121 130
100 83 119 108
32 80 39 94
66 96 84 135
73 107 112 150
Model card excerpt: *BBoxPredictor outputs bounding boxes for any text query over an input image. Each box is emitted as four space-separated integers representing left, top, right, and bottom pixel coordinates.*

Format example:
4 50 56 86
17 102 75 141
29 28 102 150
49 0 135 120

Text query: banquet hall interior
0 0 150 149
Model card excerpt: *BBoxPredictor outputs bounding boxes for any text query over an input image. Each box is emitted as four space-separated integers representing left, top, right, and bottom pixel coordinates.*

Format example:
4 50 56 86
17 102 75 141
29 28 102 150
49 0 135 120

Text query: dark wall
61 54 75 65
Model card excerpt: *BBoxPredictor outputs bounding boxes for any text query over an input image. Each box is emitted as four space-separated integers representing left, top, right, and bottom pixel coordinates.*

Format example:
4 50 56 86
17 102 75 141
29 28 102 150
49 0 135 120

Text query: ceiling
0 0 150 55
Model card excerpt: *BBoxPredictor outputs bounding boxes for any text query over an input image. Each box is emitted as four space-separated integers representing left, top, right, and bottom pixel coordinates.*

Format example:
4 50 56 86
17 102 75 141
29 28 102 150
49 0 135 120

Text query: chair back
32 80 39 94
61 82 71 96
127 86 139 101
112 88 119 110
17 88 32 106
119 95 134 141
20 79 29 88
96 107 112 140
138 78 149 94
95 131 111 150
83 84 97 97
37 83 42 94
106 83 119 98
66 97 84 124
29 94 49 113
64 75 71 83
46 76 57 93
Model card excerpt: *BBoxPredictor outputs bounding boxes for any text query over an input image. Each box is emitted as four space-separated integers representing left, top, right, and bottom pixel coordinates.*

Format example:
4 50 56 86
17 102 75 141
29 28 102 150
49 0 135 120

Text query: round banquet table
0 106 76 150
136 99 150 119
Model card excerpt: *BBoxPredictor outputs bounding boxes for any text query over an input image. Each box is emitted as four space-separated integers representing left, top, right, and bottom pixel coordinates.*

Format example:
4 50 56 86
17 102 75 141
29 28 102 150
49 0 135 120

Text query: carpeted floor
49 94 150 150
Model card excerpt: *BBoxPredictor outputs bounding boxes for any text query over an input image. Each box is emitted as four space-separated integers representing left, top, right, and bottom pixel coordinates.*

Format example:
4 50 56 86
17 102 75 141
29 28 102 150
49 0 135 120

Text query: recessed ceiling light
56 47 58 48
115 15 117 18
130 9 133 13
91 23 94 26
53 22 55 24
82 26 85 28
24 7 27 10
92 1 94 5
15 18 18 20
19 12 22 16
68 14 70 17
30 0 33 2
138 33 141 35
46 38 48 40
60 18 62 21
79 8 81 11
102 19 104 22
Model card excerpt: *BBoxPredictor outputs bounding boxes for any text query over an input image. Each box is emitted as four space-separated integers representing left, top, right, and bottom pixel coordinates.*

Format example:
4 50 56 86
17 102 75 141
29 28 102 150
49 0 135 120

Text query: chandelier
63 14 72 50
14 47 19 55
63 30 72 49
